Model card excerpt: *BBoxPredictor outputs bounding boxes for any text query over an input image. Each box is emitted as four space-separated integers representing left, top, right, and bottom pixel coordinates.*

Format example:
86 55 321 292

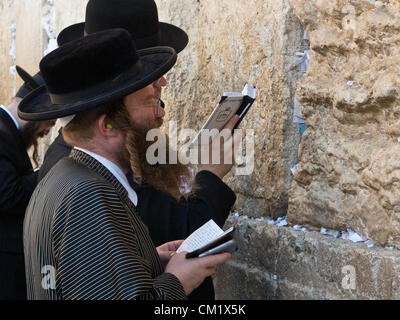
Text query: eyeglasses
154 99 162 117
125 98 163 116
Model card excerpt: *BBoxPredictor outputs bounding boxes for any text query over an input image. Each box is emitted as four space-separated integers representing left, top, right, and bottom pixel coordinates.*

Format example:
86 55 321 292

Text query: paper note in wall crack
177 220 229 253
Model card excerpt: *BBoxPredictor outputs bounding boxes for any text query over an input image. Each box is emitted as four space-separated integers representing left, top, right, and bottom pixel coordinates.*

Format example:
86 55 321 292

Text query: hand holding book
157 239 184 268
176 220 237 258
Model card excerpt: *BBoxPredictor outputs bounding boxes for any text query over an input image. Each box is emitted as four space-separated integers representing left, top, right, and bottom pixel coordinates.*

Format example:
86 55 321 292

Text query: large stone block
216 215 400 299
3 0 306 213
0 0 16 104
34 0 89 163
287 1 400 248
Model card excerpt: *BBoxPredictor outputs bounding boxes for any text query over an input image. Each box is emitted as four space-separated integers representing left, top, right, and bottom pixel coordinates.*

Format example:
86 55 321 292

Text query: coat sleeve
190 170 237 228
134 170 236 246
52 181 187 300
0 154 37 217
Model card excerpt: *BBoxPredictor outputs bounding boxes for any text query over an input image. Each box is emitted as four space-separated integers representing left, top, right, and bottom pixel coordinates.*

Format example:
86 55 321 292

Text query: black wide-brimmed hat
15 66 45 99
57 0 188 53
18 28 177 121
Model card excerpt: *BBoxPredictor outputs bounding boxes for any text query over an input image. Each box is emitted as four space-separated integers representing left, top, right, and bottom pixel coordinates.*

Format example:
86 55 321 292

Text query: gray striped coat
24 149 187 300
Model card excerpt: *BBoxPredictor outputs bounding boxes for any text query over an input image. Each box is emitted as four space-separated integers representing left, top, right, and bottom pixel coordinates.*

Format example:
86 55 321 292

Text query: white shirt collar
0 105 20 130
74 147 138 206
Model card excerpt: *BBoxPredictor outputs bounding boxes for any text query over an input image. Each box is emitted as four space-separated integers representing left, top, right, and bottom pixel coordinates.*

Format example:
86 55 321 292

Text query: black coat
0 108 38 299
39 131 236 300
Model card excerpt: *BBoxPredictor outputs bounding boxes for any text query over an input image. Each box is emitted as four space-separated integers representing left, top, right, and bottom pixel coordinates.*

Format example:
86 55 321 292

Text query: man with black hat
21 29 232 300
38 0 237 300
39 0 190 180
0 66 55 300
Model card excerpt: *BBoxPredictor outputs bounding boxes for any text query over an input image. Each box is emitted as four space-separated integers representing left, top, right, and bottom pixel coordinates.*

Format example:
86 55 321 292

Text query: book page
177 220 224 253
202 97 243 131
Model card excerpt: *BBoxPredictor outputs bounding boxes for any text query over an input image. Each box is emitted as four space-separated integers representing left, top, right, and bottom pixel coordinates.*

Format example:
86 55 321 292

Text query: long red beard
113 107 195 200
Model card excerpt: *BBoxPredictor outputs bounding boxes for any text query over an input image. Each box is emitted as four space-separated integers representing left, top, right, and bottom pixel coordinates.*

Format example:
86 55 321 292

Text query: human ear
96 114 117 138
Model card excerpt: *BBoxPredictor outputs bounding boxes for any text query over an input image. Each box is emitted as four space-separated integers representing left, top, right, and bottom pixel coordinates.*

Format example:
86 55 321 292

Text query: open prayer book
189 84 256 148
177 220 236 258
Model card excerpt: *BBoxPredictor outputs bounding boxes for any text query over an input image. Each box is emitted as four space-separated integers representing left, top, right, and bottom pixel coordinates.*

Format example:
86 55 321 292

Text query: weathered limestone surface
157 0 304 218
14 0 43 91
35 0 88 158
287 0 400 248
215 215 400 299
52 0 88 36
0 0 16 105
1 0 304 217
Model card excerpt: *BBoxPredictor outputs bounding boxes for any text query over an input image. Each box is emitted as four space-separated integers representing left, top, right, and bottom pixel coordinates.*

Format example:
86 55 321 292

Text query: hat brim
15 66 45 99
18 47 177 121
57 21 188 53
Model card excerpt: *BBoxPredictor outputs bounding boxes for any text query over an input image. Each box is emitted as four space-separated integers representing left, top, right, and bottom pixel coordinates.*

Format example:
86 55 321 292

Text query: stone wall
215 215 400 299
287 0 400 249
1 0 400 299
1 0 304 218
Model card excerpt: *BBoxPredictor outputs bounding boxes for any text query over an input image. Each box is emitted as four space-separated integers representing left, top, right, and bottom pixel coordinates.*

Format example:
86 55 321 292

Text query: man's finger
205 266 217 277
232 129 242 149
222 115 240 132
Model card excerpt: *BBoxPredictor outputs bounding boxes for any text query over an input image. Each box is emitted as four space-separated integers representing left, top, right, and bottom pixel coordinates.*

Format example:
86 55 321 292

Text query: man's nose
154 76 167 88
156 106 166 118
